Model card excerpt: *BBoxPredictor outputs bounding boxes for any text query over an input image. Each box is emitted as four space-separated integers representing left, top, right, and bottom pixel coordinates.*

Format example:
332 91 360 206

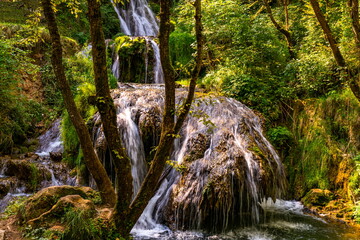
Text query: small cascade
0 119 75 212
93 100 149 197
36 119 63 158
92 86 286 235
111 0 164 84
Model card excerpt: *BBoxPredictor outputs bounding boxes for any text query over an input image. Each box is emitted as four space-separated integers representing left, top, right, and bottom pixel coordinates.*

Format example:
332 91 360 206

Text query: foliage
169 30 195 78
61 49 98 166
60 208 121 240
61 208 100 240
0 41 44 153
267 126 293 150
284 90 360 198
2 196 27 219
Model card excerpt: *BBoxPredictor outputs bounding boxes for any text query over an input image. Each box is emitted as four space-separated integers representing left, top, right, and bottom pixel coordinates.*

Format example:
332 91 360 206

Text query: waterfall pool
132 199 360 240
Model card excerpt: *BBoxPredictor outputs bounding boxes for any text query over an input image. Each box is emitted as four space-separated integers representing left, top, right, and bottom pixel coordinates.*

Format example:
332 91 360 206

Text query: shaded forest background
1 0 360 222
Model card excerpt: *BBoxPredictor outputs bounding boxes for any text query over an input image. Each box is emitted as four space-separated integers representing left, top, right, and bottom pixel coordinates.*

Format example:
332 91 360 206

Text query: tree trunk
86 0 134 229
121 0 204 236
175 0 203 132
310 0 346 67
263 0 296 59
41 0 116 206
310 0 360 102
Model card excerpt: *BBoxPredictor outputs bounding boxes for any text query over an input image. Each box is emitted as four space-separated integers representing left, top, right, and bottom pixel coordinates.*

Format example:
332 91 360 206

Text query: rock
28 195 96 227
18 185 95 223
49 152 62 162
0 180 11 199
302 189 335 207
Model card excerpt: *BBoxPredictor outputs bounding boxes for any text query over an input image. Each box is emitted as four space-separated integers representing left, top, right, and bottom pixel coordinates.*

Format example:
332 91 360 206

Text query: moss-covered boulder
112 36 155 83
302 189 335 207
18 185 95 223
28 194 96 227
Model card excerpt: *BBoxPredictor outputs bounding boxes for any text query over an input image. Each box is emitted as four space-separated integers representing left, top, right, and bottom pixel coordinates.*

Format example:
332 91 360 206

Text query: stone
302 189 335 207
49 152 62 162
18 185 95 223
28 195 96 227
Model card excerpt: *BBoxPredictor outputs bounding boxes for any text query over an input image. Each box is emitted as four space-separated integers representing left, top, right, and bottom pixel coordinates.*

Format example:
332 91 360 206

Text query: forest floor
0 215 23 240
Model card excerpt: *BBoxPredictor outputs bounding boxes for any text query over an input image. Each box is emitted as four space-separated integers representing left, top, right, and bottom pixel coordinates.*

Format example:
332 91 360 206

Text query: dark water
132 200 360 240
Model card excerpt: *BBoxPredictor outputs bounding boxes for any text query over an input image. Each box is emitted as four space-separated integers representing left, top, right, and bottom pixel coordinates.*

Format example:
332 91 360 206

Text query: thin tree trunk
310 0 360 101
348 0 360 47
86 0 134 227
310 0 346 67
263 0 295 58
175 0 203 132
122 0 204 236
283 0 290 30
124 1 175 233
41 0 116 206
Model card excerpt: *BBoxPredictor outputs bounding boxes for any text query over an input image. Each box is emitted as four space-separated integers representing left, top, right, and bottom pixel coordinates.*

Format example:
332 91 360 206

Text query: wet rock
302 189 335 207
18 185 95 223
0 182 10 199
49 152 62 162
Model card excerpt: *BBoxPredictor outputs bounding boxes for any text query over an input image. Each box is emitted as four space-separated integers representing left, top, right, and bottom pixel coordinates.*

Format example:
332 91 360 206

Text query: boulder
28 195 96 227
18 185 95 223
302 189 335 207
49 152 62 162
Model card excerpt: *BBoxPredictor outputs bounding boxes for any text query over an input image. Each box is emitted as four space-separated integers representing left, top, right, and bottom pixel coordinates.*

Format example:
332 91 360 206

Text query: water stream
91 86 360 239
0 119 74 212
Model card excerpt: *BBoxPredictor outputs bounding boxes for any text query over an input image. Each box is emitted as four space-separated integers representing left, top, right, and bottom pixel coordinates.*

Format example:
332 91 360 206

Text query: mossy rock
28 194 96 227
18 185 95 223
302 189 335 207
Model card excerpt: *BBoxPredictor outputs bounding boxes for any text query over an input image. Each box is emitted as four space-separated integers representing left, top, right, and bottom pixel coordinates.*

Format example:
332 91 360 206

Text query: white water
0 119 75 212
35 119 63 158
112 0 159 37
111 0 164 84
92 87 287 236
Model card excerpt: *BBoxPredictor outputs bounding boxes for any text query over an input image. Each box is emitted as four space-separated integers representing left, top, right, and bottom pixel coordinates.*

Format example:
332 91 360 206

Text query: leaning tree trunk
121 0 204 237
86 0 134 228
310 0 360 102
263 0 296 59
41 0 116 206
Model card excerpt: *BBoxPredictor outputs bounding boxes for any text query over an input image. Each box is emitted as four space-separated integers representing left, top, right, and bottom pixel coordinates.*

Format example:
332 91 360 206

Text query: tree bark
310 0 360 101
310 0 346 67
348 0 360 47
41 0 116 206
263 0 296 59
86 0 134 229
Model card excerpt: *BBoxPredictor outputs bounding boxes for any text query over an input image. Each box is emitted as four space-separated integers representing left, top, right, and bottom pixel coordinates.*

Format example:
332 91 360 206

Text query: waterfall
112 0 159 37
92 86 286 236
111 0 164 84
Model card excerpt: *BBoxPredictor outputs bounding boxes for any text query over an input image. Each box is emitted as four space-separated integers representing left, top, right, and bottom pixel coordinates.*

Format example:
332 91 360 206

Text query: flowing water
111 0 164 84
91 86 360 239
0 119 75 212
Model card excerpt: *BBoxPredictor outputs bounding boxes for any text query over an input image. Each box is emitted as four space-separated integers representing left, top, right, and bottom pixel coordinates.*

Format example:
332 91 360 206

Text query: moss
113 36 154 83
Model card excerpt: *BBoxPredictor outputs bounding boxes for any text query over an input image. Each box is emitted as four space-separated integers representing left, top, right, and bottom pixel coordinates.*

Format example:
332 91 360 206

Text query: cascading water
92 86 286 237
36 119 63 158
111 0 164 84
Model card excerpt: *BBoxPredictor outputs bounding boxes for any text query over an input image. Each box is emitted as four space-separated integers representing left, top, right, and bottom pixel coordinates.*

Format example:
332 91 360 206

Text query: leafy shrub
0 41 44 153
267 126 294 150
